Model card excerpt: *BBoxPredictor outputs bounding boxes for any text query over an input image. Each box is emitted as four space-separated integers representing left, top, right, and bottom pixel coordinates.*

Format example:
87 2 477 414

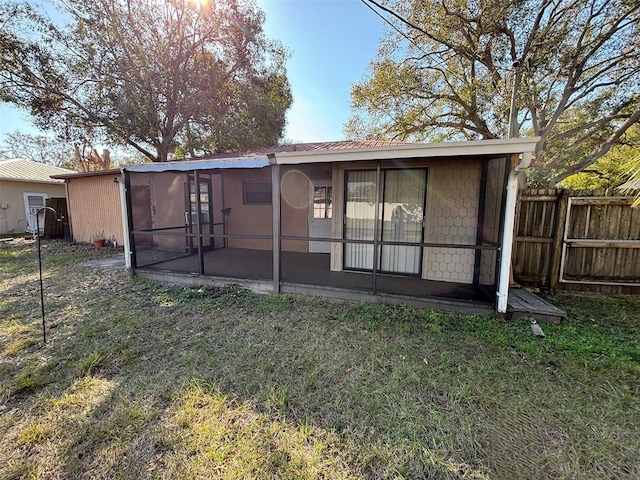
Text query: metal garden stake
35 206 60 344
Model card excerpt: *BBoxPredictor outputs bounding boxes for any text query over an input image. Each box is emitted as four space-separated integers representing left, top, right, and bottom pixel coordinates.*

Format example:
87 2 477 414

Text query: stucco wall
66 175 123 244
0 180 66 234
134 164 332 253
131 171 185 250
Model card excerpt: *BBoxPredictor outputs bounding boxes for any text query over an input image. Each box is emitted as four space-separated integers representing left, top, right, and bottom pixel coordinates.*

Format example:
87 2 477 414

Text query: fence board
514 189 640 293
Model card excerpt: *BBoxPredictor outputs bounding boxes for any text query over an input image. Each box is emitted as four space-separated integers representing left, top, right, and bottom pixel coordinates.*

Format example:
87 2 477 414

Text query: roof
130 137 541 173
51 168 122 180
49 137 543 177
0 158 77 184
272 137 540 165
192 140 413 160
123 156 270 174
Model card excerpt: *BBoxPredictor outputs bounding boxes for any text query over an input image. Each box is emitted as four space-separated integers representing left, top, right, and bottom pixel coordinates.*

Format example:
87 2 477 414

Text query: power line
360 0 464 73
359 0 429 57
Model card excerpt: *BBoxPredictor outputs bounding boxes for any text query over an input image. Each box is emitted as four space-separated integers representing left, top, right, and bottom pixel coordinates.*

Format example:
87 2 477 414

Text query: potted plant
92 231 106 248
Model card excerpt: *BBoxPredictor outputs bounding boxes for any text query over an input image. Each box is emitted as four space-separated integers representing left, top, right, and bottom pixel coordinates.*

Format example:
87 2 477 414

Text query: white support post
116 176 132 268
496 152 532 314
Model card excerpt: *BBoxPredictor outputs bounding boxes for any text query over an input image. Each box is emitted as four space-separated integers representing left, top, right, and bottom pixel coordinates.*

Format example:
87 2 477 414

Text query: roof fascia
274 137 540 165
51 169 120 180
0 176 64 184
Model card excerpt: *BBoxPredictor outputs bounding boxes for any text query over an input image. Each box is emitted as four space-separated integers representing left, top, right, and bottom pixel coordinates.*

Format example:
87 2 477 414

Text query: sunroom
121 139 539 315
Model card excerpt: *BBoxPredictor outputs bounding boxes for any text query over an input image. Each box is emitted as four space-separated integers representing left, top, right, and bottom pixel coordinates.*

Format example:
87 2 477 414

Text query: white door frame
23 192 48 233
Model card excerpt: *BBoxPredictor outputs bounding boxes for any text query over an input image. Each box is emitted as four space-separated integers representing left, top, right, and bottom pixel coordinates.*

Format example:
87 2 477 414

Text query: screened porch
122 151 509 314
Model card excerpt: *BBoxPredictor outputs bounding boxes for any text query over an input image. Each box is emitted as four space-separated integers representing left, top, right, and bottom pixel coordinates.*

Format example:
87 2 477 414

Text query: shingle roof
0 158 77 183
192 140 413 160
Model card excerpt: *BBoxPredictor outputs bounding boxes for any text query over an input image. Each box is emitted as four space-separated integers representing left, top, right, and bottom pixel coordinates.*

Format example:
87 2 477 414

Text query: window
243 182 272 204
23 192 48 233
27 195 45 215
189 180 211 224
313 186 332 219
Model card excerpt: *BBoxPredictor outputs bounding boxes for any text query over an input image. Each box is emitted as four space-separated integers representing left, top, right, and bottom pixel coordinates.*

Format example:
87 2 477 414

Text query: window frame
243 181 272 205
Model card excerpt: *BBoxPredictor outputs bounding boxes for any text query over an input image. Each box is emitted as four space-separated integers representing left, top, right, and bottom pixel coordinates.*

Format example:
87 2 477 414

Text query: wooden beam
569 197 633 206
566 240 640 249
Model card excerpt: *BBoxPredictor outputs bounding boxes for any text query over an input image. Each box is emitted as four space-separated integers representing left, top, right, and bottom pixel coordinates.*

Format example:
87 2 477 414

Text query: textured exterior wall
66 175 123 244
0 180 66 234
423 159 482 284
131 171 184 250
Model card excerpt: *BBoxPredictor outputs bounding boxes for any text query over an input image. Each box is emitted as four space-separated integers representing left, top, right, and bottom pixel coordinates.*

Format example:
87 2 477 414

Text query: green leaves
0 0 292 162
349 0 640 185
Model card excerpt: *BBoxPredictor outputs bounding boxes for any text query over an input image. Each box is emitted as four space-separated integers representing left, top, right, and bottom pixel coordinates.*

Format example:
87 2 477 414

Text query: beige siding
0 180 66 234
66 175 123 244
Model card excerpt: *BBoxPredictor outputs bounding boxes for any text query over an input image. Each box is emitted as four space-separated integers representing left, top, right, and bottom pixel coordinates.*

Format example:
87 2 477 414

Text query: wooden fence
513 188 640 293
43 197 68 239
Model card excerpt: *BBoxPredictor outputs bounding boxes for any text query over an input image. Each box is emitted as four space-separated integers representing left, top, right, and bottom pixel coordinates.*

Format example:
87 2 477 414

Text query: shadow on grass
1 242 639 479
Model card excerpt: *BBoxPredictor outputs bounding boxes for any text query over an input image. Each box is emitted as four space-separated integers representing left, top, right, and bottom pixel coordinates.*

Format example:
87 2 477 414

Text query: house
0 158 76 234
119 138 540 315
50 169 125 244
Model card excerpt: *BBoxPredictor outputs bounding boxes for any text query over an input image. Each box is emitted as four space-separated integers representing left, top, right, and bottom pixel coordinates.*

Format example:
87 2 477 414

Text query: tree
347 0 640 186
0 130 124 171
0 0 292 162
559 124 640 190
0 131 72 167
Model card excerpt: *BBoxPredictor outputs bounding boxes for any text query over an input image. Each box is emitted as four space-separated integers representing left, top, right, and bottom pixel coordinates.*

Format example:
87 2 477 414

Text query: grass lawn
1 238 639 479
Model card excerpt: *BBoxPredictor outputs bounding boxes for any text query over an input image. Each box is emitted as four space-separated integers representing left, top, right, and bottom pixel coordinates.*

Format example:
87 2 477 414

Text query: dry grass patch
159 380 358 479
0 238 638 479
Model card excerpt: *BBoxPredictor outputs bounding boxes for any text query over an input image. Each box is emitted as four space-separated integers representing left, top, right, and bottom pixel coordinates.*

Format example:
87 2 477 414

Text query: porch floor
136 247 492 303
507 287 567 324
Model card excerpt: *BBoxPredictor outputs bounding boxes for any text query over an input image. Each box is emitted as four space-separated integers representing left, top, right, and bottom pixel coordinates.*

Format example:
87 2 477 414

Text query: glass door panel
309 184 332 253
185 175 212 252
380 169 426 274
344 168 427 275
344 170 377 270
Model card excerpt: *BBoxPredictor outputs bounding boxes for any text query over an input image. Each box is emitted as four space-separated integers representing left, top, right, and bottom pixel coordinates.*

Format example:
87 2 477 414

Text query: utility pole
508 61 522 139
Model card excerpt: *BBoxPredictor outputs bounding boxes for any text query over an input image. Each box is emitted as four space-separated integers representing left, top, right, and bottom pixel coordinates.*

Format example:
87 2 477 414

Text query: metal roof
0 158 77 183
188 140 413 160
47 138 542 177
122 156 271 173
123 138 541 172
51 168 121 180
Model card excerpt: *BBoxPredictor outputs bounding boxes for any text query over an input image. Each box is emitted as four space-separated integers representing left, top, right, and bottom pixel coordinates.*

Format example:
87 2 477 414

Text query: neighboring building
118 138 539 315
50 169 124 245
0 158 76 234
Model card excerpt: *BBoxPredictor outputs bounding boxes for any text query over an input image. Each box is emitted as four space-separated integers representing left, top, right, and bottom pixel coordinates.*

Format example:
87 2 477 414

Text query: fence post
549 189 568 290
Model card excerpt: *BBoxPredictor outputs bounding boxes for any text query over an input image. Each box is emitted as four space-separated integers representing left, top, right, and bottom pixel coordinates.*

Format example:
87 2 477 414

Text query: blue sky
0 0 388 146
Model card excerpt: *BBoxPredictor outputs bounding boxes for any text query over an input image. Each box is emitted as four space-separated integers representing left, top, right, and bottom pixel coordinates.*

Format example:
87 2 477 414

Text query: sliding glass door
345 170 377 270
344 168 427 275
380 169 426 274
